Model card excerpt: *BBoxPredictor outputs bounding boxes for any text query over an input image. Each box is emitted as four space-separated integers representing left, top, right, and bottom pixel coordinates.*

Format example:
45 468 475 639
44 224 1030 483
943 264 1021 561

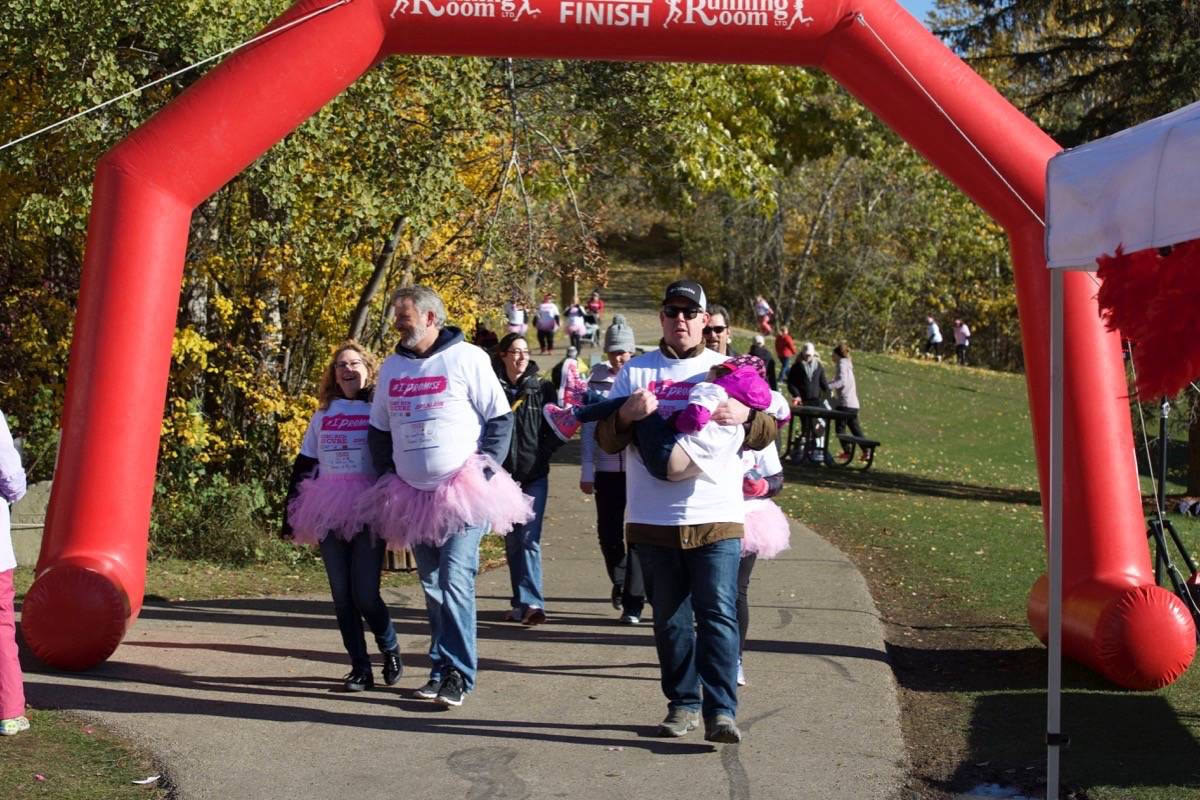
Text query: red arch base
22 0 1196 686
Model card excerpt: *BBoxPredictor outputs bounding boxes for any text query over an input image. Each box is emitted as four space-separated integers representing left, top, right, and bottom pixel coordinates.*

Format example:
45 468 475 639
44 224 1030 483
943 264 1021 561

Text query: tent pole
1047 267 1065 799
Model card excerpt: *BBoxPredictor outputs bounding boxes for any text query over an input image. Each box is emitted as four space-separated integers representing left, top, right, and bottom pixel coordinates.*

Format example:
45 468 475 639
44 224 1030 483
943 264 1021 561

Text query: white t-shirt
370 339 510 490
504 302 525 326
536 302 560 331
610 347 745 526
742 443 783 514
300 398 375 478
741 442 783 481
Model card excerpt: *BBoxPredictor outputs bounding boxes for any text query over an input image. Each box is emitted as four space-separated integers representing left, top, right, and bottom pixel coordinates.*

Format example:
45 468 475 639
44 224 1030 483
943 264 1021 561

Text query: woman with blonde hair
282 341 401 692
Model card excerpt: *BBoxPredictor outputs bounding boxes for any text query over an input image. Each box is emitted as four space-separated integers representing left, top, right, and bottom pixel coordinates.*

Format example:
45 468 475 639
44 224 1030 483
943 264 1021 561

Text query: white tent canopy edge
1046 97 1200 270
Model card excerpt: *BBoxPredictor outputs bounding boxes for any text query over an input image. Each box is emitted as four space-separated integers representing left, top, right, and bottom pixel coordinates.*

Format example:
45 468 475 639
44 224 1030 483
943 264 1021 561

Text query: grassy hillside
768 347 1200 799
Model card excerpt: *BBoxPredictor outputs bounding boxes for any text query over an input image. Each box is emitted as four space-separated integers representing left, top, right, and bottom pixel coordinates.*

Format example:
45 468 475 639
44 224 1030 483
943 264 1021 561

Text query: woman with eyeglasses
492 333 569 625
282 341 402 692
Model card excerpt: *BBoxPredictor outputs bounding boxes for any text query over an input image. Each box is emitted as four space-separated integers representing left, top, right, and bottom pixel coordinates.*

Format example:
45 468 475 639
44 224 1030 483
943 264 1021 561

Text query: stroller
583 311 601 347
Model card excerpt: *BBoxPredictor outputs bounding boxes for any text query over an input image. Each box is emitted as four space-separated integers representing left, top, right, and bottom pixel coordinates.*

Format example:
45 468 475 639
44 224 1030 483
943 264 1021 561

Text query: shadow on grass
952 692 1200 796
890 641 1200 794
783 463 1042 506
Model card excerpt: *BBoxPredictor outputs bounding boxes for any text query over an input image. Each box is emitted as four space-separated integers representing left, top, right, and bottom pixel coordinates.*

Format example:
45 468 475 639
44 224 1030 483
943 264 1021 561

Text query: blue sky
899 0 937 26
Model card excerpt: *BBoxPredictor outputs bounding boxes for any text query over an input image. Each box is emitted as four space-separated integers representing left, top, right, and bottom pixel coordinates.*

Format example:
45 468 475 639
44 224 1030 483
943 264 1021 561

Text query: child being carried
544 354 772 482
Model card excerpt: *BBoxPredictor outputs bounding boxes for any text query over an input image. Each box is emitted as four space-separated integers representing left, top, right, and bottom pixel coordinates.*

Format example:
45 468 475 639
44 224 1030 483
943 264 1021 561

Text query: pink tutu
742 499 791 559
287 473 375 545
357 454 534 550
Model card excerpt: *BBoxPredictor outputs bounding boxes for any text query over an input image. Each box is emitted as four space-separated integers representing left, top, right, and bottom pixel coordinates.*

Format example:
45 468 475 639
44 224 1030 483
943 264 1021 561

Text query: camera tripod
1147 398 1200 635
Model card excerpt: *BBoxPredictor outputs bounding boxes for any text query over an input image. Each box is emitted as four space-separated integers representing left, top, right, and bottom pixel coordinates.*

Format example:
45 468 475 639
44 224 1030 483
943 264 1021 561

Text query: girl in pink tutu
736 388 793 686
282 342 401 693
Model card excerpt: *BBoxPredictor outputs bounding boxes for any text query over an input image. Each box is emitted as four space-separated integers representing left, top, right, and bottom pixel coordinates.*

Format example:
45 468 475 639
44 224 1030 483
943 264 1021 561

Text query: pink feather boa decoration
1097 240 1200 398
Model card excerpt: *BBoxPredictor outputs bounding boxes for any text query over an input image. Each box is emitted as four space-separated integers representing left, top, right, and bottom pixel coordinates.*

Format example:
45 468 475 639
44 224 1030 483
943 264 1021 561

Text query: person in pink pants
0 409 28 736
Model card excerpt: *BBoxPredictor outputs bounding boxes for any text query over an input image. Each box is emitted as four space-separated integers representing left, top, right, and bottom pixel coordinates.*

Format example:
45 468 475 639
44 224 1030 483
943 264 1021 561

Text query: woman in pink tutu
282 341 401 693
735 389 793 687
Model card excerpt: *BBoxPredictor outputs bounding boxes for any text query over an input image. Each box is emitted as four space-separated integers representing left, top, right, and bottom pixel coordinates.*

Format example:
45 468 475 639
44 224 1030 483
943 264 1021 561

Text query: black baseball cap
662 279 707 311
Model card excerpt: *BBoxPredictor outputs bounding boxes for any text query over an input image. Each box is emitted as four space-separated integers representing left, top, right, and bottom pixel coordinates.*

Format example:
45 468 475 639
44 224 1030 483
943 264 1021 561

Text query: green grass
771 348 1200 798
0 709 167 799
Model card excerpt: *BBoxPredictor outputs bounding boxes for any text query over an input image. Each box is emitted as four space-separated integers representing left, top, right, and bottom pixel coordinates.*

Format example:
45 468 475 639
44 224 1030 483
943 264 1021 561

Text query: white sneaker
0 716 30 736
619 613 640 625
736 658 746 687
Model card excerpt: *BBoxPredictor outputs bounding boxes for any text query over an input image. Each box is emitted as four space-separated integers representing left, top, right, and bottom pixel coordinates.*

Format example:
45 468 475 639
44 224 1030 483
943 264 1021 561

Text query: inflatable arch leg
22 0 1194 685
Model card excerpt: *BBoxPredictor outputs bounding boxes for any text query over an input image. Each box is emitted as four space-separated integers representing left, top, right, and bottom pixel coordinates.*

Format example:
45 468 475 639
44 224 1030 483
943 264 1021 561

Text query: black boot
382 647 403 686
344 669 374 692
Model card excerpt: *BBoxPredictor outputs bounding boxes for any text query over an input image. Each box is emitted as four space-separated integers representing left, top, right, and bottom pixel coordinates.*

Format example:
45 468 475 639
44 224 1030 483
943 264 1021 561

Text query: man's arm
280 454 319 539
597 389 656 452
596 413 634 454
479 412 514 464
368 425 394 475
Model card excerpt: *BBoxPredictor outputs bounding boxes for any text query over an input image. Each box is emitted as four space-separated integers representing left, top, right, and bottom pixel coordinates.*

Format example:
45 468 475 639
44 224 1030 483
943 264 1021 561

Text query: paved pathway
22 459 905 799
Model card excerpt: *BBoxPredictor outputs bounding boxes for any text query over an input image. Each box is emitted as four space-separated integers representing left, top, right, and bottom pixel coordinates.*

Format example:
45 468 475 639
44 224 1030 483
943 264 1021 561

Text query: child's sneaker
1 716 30 736
561 360 588 407
543 404 581 441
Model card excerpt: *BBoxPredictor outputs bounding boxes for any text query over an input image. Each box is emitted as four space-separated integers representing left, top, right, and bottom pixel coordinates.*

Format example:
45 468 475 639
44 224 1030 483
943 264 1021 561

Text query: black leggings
834 406 865 450
737 553 756 653
594 471 644 615
537 328 555 351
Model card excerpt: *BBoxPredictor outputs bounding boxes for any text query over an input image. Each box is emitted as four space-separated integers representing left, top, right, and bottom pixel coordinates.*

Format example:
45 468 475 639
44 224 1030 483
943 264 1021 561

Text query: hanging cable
1128 357 1165 525
854 13 1046 228
0 0 351 155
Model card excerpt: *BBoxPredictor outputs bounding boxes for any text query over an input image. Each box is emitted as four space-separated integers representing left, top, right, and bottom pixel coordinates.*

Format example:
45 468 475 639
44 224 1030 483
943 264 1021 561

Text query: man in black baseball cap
595 275 776 746
661 279 707 311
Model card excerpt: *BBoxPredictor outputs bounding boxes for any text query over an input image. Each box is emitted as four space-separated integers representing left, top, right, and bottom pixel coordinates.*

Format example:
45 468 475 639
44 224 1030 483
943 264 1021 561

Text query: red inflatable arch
22 0 1195 686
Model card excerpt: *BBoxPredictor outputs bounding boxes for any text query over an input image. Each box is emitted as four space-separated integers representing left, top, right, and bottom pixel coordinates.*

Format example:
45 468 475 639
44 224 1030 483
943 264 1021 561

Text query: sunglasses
703 326 728 335
662 306 701 320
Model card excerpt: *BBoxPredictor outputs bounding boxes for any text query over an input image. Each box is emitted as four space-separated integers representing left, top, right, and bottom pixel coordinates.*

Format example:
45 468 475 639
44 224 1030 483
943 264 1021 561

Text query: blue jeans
319 532 397 673
506 476 548 612
638 538 742 720
412 524 486 689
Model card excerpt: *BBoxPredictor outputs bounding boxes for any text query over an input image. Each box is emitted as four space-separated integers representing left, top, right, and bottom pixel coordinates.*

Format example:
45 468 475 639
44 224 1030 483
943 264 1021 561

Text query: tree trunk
1187 397 1200 495
348 215 407 341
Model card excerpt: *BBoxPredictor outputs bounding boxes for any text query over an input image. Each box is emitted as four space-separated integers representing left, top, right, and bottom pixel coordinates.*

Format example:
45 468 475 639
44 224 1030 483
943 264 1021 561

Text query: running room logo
390 0 541 21
661 0 812 29
320 414 369 432
389 376 449 397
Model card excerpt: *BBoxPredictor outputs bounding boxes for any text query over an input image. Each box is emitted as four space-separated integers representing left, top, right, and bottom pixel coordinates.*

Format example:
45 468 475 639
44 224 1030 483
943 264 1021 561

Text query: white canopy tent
1043 98 1200 799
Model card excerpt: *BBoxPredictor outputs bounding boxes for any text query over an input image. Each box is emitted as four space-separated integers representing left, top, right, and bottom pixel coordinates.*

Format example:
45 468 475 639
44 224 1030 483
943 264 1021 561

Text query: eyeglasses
662 306 701 320
504 349 530 357
335 360 365 370
703 326 728 335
